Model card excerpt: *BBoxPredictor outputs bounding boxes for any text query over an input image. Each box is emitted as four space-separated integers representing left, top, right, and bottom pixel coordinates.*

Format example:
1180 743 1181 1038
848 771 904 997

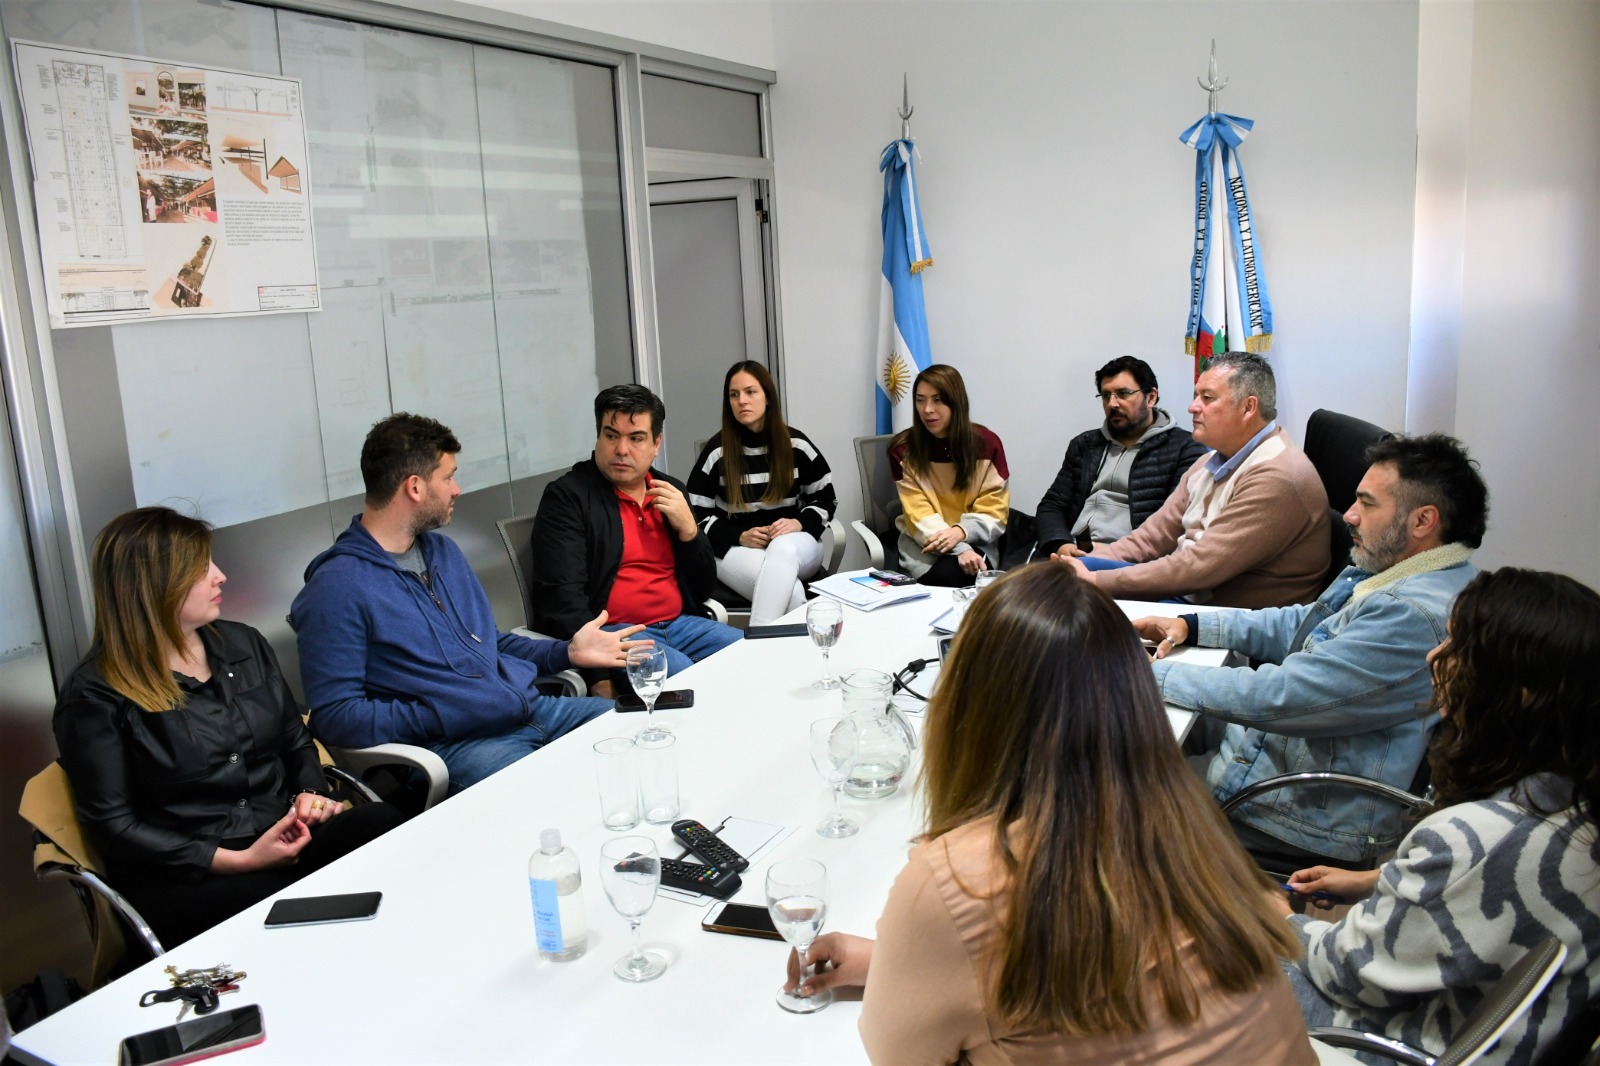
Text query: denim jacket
1152 559 1477 860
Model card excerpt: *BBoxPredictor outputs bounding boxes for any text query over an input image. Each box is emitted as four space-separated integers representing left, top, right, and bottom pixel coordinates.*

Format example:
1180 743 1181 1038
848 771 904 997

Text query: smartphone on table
119 1004 264 1066
264 890 382 927
701 901 782 940
615 689 695 712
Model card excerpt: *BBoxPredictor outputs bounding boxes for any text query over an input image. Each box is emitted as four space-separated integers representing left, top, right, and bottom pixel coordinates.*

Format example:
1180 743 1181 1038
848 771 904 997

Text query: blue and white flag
875 139 933 434
1180 112 1273 376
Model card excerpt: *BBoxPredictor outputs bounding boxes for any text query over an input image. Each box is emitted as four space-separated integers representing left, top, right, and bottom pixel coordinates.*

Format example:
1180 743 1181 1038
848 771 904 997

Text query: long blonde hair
89 507 213 712
921 565 1299 1035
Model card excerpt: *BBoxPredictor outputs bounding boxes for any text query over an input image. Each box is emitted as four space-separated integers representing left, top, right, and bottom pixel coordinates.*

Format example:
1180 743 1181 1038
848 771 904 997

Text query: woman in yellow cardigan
887 364 1009 587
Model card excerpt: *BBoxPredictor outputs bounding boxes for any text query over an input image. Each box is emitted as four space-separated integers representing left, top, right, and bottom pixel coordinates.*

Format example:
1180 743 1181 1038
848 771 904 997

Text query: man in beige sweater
1060 352 1328 608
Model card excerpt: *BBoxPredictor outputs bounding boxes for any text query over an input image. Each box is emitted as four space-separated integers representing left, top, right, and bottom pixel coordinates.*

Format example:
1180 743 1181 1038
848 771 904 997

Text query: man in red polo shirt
532 385 742 685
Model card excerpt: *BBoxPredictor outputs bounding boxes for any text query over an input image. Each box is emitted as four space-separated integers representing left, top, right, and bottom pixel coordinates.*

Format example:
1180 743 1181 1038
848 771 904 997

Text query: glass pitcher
839 669 914 799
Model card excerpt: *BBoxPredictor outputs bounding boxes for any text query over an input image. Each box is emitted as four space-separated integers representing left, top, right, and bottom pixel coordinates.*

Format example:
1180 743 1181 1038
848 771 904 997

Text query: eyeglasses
1095 388 1147 403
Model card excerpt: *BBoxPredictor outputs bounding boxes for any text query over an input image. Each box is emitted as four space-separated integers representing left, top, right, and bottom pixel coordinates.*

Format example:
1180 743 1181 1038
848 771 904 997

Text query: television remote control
671 819 750 872
658 857 742 899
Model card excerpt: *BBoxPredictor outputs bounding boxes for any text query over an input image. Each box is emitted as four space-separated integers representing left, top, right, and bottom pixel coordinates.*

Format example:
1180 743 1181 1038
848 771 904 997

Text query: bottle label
530 878 563 952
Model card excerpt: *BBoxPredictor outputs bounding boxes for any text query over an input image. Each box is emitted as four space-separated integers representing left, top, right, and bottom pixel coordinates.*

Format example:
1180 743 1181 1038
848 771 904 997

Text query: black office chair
1303 409 1395 586
1309 936 1568 1066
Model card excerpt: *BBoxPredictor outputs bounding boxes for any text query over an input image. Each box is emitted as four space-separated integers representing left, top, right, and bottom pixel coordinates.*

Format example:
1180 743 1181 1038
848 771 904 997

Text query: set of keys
139 964 247 1021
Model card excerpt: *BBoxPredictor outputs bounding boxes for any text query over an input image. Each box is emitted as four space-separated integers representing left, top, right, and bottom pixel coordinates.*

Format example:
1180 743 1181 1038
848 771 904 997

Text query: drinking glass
592 736 641 831
627 645 671 742
809 717 859 838
767 858 830 1013
598 836 667 982
806 598 844 690
974 569 1004 591
949 586 978 626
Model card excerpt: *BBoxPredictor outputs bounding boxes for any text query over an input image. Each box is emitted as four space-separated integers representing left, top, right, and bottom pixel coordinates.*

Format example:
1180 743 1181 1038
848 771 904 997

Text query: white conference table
13 591 1231 1065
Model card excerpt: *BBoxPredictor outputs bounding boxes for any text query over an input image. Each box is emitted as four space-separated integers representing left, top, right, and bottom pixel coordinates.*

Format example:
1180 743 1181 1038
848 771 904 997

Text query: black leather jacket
54 620 324 882
1034 412 1208 555
530 458 718 638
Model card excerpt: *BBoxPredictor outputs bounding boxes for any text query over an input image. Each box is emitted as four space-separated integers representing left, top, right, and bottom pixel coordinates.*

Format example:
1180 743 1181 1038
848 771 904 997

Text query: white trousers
717 532 823 626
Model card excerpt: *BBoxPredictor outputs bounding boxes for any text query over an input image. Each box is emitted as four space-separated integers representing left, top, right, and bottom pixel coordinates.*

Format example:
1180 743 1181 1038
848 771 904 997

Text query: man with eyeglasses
1034 356 1207 559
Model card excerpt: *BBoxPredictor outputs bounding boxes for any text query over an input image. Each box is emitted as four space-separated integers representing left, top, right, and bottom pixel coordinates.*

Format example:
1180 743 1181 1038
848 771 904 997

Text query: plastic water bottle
529 828 587 961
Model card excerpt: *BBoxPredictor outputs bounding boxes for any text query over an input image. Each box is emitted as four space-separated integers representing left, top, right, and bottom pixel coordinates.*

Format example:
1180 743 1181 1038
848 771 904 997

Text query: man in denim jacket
1132 435 1489 863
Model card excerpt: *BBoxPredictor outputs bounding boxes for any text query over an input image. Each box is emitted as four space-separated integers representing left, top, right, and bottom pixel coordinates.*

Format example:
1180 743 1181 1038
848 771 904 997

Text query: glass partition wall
0 0 646 680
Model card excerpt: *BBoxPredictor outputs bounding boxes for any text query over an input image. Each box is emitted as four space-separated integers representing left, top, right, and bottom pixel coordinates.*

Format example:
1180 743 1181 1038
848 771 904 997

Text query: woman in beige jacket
784 565 1316 1064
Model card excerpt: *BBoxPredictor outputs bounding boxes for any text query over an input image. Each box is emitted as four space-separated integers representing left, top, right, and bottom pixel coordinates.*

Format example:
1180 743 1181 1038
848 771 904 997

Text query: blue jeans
427 693 612 794
603 613 743 677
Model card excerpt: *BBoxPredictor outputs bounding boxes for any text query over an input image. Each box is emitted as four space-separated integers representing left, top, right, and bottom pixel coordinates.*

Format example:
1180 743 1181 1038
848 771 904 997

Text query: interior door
647 179 767 479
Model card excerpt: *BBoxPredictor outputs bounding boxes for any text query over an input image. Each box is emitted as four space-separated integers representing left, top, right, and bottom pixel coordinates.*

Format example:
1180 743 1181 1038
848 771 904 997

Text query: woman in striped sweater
686 362 837 625
1277 568 1600 1066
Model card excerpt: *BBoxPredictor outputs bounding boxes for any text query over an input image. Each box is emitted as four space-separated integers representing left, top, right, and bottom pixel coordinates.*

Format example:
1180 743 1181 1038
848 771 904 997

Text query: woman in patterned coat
1278 568 1600 1066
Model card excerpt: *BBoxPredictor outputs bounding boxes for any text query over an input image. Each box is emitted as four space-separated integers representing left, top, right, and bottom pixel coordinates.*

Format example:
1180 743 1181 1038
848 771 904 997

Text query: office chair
20 757 379 988
1309 936 1568 1066
1220 770 1434 883
1303 409 1395 587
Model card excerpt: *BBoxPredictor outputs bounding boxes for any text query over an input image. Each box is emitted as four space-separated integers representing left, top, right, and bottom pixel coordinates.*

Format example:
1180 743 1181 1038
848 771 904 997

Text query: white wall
1446 0 1600 585
769 2 1420 523
461 0 776 68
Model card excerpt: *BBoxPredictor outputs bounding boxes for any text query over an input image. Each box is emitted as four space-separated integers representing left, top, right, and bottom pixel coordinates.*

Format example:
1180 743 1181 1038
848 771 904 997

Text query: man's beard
1349 514 1409 572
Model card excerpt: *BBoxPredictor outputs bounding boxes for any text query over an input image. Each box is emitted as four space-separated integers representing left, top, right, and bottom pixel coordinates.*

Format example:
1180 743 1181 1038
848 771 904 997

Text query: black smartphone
937 635 954 662
119 1004 265 1066
264 890 382 928
702 901 782 940
744 623 808 639
868 568 918 587
615 688 695 712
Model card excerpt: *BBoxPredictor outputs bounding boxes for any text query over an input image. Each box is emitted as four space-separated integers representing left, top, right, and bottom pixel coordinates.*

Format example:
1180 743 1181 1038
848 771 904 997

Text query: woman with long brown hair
888 364 1010 586
53 507 400 947
786 565 1315 1062
686 361 837 624
1280 568 1600 1065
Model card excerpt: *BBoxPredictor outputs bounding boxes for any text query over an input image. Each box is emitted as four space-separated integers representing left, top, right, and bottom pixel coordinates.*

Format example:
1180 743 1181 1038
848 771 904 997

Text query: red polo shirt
605 476 684 625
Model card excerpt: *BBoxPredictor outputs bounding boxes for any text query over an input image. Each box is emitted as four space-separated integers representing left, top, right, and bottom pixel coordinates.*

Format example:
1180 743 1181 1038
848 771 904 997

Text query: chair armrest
1307 1028 1433 1066
819 519 847 577
38 863 165 959
509 626 589 697
321 764 382 805
850 520 886 571
703 598 729 625
1220 772 1433 817
329 743 450 811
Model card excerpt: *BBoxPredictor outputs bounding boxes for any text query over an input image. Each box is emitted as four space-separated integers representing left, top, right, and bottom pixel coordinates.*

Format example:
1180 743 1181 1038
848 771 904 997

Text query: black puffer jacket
1034 412 1208 555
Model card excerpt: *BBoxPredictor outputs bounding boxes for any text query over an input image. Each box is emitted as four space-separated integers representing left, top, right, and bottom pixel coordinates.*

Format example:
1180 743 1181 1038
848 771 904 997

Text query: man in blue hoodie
291 413 646 793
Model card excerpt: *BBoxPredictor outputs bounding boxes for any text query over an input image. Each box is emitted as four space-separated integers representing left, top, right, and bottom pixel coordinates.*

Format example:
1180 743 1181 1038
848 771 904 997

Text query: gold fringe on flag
1244 333 1273 354
1184 337 1198 356
908 257 934 275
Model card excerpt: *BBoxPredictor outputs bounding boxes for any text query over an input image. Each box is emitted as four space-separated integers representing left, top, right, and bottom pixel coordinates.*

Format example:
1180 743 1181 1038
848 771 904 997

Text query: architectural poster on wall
12 41 320 329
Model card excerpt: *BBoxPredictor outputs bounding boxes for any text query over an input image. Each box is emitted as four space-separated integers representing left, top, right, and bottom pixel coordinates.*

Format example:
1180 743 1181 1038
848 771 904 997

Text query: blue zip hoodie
290 516 574 747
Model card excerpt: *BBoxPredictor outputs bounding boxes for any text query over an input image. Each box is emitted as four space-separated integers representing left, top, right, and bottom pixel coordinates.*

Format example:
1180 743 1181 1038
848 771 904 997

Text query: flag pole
1197 38 1228 115
898 74 913 139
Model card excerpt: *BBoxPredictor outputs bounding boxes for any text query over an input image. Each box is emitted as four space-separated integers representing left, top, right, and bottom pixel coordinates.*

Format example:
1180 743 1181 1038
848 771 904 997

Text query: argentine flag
875 139 933 434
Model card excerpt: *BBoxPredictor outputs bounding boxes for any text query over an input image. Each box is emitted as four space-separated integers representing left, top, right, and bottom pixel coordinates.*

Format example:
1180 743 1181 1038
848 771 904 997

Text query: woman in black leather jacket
53 507 401 947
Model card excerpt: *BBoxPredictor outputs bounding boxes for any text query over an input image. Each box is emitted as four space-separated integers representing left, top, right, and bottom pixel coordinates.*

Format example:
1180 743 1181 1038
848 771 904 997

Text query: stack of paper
810 568 931 612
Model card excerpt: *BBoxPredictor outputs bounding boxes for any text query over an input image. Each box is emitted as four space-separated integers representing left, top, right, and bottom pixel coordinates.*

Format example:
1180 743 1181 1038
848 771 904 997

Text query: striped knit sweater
686 425 837 557
1289 774 1600 1065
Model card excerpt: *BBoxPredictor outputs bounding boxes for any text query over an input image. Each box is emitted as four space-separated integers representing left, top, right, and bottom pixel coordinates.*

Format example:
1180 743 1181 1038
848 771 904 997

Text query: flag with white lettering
1180 112 1273 377
875 139 933 433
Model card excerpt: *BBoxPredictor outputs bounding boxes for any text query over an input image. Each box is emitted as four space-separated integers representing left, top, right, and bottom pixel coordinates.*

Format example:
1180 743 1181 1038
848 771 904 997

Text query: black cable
893 656 933 702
